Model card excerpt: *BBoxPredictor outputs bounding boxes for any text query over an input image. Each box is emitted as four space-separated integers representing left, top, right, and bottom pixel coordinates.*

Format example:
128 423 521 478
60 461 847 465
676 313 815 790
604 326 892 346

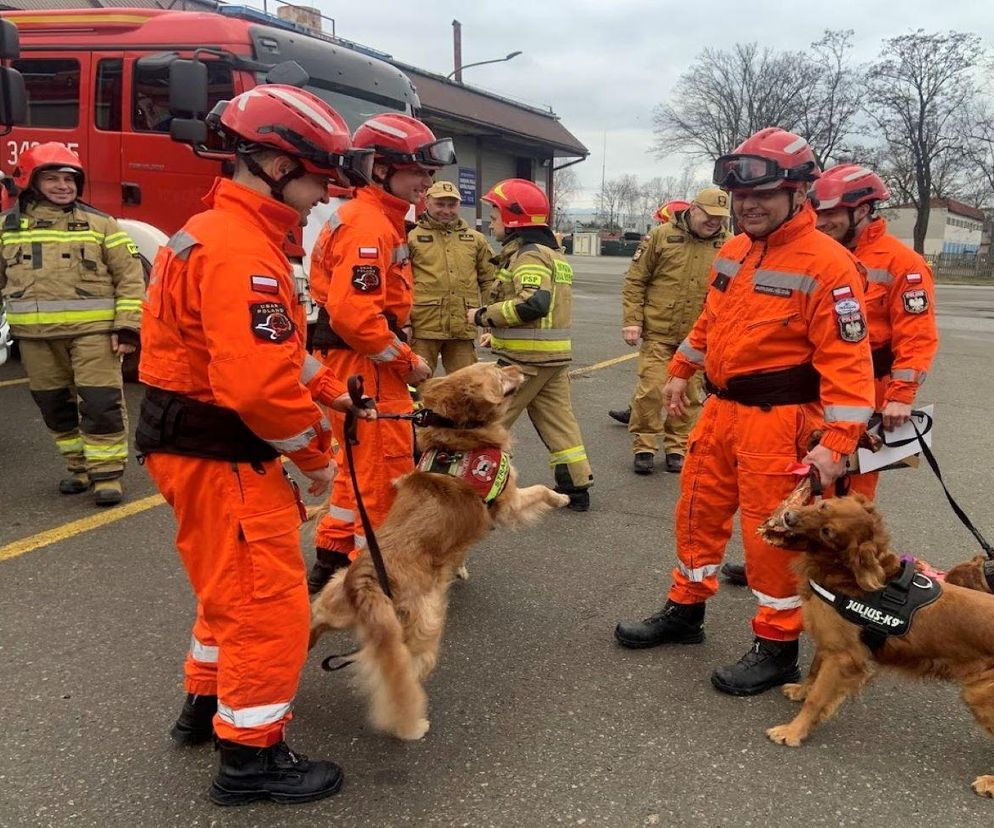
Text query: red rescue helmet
810 164 890 211
352 114 456 170
481 179 550 228
713 127 821 191
13 142 85 194
208 85 373 189
653 199 691 223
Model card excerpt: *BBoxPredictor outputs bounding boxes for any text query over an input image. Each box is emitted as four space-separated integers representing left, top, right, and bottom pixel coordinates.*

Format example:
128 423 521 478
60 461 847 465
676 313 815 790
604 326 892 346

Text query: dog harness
809 559 942 651
416 447 511 503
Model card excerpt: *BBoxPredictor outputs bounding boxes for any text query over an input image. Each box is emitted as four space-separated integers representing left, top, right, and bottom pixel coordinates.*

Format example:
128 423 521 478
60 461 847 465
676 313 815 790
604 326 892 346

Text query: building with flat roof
881 198 984 257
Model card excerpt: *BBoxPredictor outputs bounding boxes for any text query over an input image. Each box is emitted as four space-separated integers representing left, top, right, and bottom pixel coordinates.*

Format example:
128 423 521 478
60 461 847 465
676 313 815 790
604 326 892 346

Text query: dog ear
848 539 888 592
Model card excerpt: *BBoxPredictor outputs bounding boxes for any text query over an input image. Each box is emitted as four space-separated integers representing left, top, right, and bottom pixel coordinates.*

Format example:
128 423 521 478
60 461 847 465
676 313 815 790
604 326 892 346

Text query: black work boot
170 693 218 746
209 740 344 806
608 407 631 425
710 638 800 696
307 548 351 596
614 600 705 648
721 562 749 586
664 453 684 473
633 452 654 475
553 464 590 512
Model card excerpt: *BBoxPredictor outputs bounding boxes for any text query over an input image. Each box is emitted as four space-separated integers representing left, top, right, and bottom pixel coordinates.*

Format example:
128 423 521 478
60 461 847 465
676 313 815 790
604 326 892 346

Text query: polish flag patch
906 272 923 284
359 247 379 259
250 274 279 295
832 285 854 300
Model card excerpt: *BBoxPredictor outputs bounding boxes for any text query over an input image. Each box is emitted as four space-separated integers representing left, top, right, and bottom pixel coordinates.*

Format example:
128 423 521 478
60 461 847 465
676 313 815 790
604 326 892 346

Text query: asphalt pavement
2 261 994 827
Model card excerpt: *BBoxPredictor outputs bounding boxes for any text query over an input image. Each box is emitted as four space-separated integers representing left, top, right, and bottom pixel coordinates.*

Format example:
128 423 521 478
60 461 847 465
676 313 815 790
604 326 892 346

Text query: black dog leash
909 417 993 558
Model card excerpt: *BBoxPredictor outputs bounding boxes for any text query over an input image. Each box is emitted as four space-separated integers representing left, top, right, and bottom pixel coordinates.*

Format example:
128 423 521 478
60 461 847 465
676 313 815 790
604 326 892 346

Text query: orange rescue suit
666 204 875 640
140 178 343 747
847 217 939 500
309 185 419 558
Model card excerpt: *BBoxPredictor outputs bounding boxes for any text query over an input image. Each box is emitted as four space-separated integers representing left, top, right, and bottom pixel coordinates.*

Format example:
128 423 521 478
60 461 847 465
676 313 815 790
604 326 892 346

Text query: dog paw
554 493 571 508
972 775 994 797
781 683 807 702
766 724 804 747
455 565 469 580
395 717 430 741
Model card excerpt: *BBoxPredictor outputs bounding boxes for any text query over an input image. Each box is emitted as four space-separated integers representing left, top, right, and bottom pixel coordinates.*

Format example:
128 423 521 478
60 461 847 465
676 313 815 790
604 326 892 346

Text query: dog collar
416 447 511 503
809 559 942 651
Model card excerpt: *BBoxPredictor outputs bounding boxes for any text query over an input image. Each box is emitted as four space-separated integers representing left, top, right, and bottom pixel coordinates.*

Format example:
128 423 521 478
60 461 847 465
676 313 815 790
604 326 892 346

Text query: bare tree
596 174 639 230
651 31 861 165
865 30 983 252
959 98 994 208
552 166 580 231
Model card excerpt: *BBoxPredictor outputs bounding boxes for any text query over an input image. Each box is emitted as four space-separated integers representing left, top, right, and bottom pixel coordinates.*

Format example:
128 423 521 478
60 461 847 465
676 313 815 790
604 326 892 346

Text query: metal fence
924 253 994 280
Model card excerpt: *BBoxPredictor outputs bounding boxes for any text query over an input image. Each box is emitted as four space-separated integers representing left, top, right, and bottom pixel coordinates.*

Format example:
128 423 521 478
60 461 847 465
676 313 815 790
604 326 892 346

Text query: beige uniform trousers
501 363 592 490
19 334 129 480
629 339 703 456
411 338 478 375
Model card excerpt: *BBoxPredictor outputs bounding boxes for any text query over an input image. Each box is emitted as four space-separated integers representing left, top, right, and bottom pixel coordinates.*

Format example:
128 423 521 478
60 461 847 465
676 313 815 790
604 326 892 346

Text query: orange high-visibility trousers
667 396 822 641
313 353 414 558
146 452 310 747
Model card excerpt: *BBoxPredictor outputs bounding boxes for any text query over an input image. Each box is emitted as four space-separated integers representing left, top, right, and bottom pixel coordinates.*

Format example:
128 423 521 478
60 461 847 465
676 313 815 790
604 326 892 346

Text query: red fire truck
0 6 419 306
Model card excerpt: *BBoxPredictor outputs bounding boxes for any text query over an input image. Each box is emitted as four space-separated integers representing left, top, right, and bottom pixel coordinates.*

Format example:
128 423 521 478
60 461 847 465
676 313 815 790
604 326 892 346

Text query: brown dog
761 494 994 798
309 362 569 740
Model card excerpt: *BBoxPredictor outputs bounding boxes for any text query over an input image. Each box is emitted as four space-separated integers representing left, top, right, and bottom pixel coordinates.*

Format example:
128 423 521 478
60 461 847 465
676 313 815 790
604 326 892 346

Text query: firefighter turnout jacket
854 217 938 405
477 236 574 366
622 210 731 343
0 200 144 339
408 214 494 340
139 178 340 472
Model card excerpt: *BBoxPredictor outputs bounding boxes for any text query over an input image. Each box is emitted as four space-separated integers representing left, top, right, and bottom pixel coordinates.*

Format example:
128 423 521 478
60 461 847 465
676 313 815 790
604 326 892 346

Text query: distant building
881 198 984 257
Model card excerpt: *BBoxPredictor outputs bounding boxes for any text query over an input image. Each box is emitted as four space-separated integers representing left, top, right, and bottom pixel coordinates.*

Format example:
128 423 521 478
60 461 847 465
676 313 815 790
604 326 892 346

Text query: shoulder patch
712 273 730 293
836 305 867 343
126 242 140 258
519 272 543 287
554 260 573 284
250 274 280 295
902 289 928 314
358 246 378 259
906 272 923 284
352 264 381 292
632 245 645 262
250 302 295 343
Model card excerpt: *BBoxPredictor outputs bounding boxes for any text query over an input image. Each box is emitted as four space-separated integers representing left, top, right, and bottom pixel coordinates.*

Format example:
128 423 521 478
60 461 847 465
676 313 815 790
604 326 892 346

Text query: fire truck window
11 58 80 128
95 59 123 132
132 60 233 134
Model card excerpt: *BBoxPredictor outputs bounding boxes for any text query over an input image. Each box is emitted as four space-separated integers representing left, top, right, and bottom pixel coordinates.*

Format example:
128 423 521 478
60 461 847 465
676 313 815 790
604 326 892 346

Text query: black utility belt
135 387 278 463
871 344 893 379
704 363 820 408
310 307 408 353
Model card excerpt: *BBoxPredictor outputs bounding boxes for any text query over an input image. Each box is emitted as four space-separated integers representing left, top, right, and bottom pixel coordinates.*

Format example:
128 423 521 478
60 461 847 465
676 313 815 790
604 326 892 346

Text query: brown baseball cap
694 187 731 217
426 180 460 200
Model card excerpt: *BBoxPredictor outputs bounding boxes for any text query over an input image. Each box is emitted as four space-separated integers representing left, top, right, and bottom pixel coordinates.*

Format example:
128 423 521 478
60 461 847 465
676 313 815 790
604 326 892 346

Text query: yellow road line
0 377 29 387
568 352 637 377
0 493 165 562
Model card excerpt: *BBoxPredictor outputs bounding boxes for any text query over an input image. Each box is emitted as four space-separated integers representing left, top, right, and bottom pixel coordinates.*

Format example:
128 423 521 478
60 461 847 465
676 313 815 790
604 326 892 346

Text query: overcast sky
288 1 989 207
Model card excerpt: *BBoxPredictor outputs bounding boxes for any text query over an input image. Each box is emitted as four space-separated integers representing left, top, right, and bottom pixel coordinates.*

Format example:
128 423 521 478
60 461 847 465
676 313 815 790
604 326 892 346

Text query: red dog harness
417 447 511 503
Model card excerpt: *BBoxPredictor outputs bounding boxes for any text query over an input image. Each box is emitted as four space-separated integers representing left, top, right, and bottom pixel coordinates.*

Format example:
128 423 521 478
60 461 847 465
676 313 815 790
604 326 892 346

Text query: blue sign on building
458 167 477 206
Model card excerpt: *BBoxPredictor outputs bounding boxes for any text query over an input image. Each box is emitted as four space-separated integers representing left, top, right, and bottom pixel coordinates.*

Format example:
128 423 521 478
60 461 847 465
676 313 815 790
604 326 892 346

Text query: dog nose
783 510 798 527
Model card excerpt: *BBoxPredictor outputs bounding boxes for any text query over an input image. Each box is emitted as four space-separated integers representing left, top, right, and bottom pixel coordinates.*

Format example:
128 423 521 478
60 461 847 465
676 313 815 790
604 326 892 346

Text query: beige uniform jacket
621 211 730 344
408 215 495 340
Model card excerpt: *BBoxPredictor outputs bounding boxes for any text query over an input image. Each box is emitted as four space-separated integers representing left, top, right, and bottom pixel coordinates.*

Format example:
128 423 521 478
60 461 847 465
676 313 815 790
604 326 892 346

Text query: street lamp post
446 51 522 82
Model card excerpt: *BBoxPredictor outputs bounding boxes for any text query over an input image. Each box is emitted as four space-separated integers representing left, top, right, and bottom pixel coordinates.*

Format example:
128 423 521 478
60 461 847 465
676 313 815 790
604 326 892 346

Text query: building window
95 59 123 131
11 58 80 128
133 60 234 132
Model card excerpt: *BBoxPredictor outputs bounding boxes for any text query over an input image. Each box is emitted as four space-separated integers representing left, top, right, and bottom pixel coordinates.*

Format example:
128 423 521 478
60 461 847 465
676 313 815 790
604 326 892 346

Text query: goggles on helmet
713 153 816 189
378 137 456 169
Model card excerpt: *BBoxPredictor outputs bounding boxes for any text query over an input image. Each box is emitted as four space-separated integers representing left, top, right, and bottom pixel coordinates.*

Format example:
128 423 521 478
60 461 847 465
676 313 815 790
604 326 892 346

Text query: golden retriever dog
309 362 569 740
760 494 994 797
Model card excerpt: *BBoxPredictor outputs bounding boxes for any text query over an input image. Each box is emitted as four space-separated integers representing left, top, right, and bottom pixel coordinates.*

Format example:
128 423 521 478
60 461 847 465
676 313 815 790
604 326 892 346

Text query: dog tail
351 573 429 738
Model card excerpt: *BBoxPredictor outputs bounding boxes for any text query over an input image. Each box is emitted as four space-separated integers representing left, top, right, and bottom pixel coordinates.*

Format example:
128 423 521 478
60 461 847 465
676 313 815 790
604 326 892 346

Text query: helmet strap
243 154 305 203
